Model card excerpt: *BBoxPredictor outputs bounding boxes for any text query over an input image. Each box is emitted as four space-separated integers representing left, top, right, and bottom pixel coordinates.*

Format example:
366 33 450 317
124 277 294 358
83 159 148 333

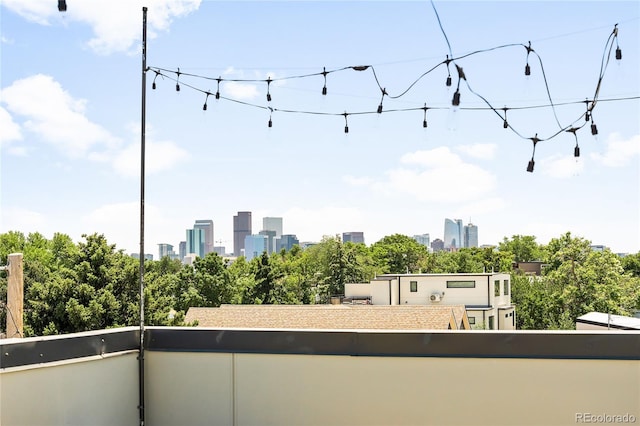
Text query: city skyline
1 2 638 256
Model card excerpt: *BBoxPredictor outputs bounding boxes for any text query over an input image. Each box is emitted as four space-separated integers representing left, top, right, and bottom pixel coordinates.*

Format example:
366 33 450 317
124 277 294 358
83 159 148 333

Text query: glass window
504 279 510 295
468 316 476 325
410 281 417 292
494 280 500 296
446 280 475 288
488 315 495 330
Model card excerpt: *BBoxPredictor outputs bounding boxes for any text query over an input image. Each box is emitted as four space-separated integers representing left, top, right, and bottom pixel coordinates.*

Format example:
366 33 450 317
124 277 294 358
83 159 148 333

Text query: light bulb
574 145 580 157
446 76 452 87
591 123 598 135
377 104 383 114
616 47 622 60
452 90 461 106
322 86 327 95
527 160 535 173
525 64 531 76
176 83 180 92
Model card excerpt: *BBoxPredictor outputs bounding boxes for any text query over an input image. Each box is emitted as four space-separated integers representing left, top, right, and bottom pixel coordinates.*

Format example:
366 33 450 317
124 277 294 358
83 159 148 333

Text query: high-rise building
158 243 177 260
233 211 252 257
431 238 445 252
244 234 267 261
259 230 277 254
342 232 365 244
178 241 186 261
444 219 463 250
186 228 205 258
194 220 214 255
262 217 283 237
276 234 300 252
464 223 479 248
413 234 430 249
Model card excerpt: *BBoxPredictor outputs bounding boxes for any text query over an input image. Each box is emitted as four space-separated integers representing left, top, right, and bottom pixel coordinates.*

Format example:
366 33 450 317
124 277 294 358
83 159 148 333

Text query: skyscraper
262 217 283 237
464 223 479 248
186 228 205 258
342 232 365 244
444 219 463 250
413 234 430 249
233 211 252 257
276 234 300 252
194 219 214 255
178 241 186 261
158 243 177 260
259 230 277 254
244 234 267 261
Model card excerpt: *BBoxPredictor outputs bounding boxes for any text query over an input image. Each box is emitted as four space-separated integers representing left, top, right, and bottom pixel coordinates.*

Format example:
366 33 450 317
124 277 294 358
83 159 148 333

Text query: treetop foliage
0 230 637 335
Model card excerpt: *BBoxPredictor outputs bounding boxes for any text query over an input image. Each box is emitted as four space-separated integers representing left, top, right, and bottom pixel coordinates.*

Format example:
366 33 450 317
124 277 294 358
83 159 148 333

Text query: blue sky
1 0 639 256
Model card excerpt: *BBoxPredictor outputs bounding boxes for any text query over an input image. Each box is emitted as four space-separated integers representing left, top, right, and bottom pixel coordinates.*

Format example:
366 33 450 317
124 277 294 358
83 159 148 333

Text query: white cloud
1 74 120 158
539 154 584 178
2 0 201 55
0 106 23 148
0 0 55 25
112 139 189 178
590 133 640 167
342 175 373 186
83 202 168 254
0 207 46 233
455 143 497 160
283 206 364 242
363 147 496 203
1 36 15 44
222 81 259 100
454 197 506 218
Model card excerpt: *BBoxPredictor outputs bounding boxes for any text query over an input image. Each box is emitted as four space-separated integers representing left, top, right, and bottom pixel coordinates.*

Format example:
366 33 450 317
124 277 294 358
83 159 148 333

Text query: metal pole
139 6 148 426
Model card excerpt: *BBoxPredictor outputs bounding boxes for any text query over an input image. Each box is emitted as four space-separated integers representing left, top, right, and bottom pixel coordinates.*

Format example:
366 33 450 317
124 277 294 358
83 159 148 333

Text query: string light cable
145 7 636 172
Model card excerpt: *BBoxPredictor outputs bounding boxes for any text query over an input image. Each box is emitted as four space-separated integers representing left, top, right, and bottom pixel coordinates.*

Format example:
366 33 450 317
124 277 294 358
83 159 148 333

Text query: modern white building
345 273 515 330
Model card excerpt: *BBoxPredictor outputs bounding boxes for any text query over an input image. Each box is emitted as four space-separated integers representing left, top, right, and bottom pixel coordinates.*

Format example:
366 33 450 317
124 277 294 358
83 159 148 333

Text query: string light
526 134 540 173
152 70 160 90
422 104 429 128
321 67 328 95
614 24 622 60
145 16 631 172
524 41 533 76
266 77 272 102
203 91 211 111
566 127 580 157
377 88 387 114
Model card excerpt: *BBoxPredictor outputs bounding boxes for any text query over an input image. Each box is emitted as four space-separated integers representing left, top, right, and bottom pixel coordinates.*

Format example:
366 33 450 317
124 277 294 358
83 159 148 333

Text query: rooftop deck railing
1 327 639 425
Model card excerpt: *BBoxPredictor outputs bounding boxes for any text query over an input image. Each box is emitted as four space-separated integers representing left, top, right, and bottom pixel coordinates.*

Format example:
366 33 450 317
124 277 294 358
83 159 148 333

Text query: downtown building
233 211 252 257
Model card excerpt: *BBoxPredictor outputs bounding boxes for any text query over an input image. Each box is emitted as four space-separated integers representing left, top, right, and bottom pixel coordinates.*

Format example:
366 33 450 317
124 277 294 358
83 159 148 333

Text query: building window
504 279 509 295
494 280 500 296
468 316 475 325
488 315 495 330
410 281 418 292
446 280 475 288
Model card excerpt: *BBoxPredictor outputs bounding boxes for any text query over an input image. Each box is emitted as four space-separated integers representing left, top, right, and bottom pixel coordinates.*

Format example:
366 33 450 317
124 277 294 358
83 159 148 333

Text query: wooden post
6 253 24 338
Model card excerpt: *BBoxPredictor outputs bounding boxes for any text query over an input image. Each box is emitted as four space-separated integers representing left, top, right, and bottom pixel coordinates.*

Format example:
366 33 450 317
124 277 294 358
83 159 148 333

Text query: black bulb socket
452 90 461 106
344 126 349 134
527 160 535 173
176 84 180 92
446 76 452 87
268 119 272 128
574 146 580 157
503 121 508 129
423 120 428 128
267 93 271 102
591 123 598 135
525 64 531 76
152 82 156 90
203 104 207 111
322 86 327 95
616 47 622 60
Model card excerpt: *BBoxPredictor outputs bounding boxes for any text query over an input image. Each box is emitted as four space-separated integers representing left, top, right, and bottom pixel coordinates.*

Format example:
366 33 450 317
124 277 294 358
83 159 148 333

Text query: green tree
370 234 427 274
499 235 542 262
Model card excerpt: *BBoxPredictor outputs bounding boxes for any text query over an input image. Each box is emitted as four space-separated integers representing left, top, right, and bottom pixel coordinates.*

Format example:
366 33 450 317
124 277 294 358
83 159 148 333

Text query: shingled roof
185 304 470 330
